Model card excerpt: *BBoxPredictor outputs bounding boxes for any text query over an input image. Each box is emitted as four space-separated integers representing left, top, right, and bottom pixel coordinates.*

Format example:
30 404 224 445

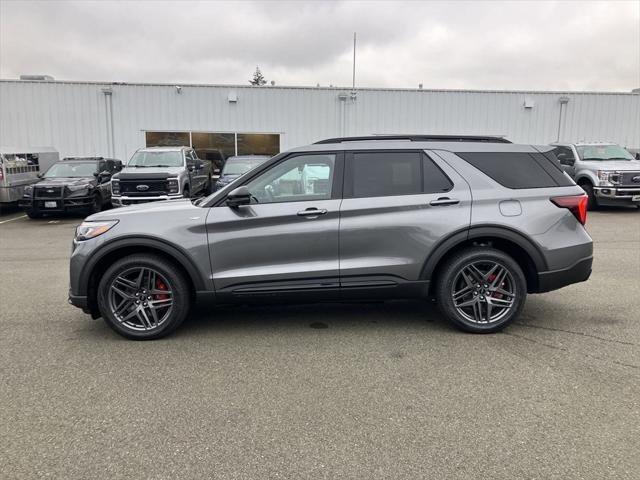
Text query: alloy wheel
451 261 516 324
107 267 173 331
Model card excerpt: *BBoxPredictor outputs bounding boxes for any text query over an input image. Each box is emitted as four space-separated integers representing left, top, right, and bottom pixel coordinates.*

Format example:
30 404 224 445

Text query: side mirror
114 160 123 171
636 153 640 160
37 173 43 178
188 165 195 172
226 186 251 207
213 168 221 175
98 170 111 182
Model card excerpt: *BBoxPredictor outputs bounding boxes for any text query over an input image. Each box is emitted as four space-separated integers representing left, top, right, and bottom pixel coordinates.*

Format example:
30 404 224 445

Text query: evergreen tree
249 66 267 86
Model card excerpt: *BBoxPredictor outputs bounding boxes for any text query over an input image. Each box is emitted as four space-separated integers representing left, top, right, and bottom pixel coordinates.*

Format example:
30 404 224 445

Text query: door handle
297 208 328 217
429 197 460 206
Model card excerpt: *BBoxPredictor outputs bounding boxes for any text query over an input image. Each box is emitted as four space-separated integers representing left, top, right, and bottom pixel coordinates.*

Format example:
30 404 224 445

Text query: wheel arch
575 173 596 186
423 226 547 295
81 237 206 315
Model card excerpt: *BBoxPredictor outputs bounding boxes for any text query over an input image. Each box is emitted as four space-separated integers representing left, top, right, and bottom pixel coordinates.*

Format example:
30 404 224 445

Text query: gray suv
69 135 593 339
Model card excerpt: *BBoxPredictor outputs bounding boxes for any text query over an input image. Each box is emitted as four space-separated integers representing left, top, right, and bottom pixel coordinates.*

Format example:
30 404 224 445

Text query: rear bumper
536 256 593 293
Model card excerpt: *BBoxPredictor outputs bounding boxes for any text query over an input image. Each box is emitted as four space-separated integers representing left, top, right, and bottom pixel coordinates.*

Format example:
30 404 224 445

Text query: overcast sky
1 0 639 91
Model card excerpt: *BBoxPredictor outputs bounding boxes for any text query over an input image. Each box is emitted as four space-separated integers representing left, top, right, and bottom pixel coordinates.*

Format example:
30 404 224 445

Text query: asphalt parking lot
1 207 639 479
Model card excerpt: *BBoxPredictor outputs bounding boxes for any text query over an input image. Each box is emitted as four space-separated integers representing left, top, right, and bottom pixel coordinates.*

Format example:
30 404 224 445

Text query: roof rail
63 156 104 161
314 135 511 144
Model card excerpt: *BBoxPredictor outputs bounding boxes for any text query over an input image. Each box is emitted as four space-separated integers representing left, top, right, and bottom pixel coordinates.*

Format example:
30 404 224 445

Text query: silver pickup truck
551 142 640 209
111 146 213 207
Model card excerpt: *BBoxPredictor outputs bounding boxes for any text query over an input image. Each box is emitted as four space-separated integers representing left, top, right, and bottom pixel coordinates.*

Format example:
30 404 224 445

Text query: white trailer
0 147 59 204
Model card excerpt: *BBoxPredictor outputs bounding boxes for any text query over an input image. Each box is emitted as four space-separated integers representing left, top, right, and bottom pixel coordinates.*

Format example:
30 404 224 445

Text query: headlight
67 184 93 197
597 170 620 186
111 179 120 195
75 220 118 241
68 184 92 193
167 178 179 194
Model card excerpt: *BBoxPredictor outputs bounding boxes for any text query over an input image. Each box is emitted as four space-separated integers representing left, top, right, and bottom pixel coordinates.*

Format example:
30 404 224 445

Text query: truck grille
618 171 640 187
35 186 63 198
119 179 168 197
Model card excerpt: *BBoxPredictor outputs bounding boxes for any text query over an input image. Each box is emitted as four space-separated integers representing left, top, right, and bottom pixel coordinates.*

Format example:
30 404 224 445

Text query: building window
145 131 190 147
191 132 235 170
237 133 280 156
144 131 280 163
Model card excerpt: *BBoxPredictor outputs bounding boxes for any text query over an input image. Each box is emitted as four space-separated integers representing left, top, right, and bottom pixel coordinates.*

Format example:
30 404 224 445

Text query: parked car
69 135 593 340
214 155 270 191
550 142 640 209
196 148 228 179
19 157 121 218
111 146 212 207
0 147 59 205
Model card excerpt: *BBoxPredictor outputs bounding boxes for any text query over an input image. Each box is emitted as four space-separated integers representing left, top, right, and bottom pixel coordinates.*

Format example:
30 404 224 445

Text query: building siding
1 79 638 160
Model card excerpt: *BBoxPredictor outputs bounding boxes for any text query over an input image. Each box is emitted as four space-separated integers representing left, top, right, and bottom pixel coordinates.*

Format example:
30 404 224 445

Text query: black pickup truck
19 157 122 218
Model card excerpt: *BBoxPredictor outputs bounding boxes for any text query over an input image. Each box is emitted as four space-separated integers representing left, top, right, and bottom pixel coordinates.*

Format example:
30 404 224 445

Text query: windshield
222 157 268 175
577 145 634 161
128 151 183 167
44 162 97 178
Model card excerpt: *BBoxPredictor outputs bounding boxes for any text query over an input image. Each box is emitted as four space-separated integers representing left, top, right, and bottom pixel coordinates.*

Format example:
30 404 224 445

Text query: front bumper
112 194 183 207
19 196 94 213
536 256 593 293
594 186 640 206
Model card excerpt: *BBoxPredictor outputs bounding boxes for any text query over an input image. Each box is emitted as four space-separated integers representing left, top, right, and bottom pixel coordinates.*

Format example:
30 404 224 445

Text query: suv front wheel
97 254 191 339
436 248 526 333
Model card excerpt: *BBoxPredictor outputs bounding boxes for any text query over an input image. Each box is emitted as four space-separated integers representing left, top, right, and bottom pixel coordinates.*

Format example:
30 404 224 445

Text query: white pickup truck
550 142 640 209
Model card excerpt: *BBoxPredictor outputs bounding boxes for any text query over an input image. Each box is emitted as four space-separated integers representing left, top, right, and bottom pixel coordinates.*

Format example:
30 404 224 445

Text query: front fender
74 235 209 296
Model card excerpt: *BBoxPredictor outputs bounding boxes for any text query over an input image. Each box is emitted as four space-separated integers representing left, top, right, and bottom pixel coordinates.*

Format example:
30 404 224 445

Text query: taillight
551 194 588 225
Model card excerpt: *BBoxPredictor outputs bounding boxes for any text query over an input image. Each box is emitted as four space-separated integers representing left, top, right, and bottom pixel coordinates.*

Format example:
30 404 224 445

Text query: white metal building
1 79 638 162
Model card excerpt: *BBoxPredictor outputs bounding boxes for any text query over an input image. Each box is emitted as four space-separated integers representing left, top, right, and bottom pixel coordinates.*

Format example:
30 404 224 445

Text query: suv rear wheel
97 254 191 340
436 247 526 333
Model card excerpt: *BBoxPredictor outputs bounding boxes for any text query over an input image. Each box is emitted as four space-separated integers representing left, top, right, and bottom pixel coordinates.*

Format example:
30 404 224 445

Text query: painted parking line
0 214 27 225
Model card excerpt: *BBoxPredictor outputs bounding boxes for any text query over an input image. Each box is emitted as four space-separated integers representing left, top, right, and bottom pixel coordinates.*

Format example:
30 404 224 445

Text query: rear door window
346 151 452 198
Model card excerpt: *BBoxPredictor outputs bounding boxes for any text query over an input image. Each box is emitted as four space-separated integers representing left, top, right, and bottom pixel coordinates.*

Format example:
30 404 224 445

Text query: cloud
0 0 638 91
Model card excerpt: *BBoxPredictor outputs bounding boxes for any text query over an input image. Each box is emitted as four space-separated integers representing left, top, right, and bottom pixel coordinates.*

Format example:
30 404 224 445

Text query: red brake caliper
486 273 503 299
155 278 169 300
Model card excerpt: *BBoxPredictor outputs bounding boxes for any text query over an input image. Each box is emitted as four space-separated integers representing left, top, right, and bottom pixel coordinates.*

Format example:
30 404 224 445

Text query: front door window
245 154 335 204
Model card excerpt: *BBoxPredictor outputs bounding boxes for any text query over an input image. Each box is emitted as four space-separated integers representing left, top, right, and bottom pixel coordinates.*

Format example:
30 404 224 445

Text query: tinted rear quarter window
457 152 573 189
347 151 453 198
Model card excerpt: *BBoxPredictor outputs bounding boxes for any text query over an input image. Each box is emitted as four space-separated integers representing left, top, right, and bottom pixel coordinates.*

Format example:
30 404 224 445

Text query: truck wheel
580 182 598 211
436 247 526 333
97 254 191 340
183 186 190 199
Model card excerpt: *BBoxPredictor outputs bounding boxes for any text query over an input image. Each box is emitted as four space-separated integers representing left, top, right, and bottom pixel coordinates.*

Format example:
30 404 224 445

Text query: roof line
0 78 637 96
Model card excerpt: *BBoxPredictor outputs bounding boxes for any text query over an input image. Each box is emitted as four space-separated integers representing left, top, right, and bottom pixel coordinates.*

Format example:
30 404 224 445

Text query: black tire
89 193 102 214
182 186 190 199
97 254 191 340
580 182 598 211
436 247 527 333
26 211 42 219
